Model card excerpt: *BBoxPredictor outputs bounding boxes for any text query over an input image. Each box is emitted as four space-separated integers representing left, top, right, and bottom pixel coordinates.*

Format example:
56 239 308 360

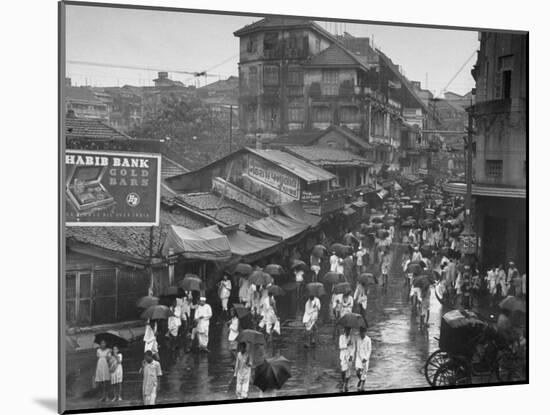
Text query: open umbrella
311 244 326 257
339 312 367 328
330 243 349 257
232 303 250 319
94 330 129 349
290 259 308 271
406 263 423 275
178 274 203 292
140 305 171 320
499 296 526 313
305 282 326 297
267 285 285 296
237 329 265 345
357 273 375 285
413 274 434 289
333 282 352 295
253 356 292 392
234 263 253 276
321 271 343 284
249 270 273 286
264 264 284 277
136 296 159 309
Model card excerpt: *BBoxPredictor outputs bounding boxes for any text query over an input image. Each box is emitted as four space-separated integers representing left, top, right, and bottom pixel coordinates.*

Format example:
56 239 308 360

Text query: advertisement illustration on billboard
65 150 161 226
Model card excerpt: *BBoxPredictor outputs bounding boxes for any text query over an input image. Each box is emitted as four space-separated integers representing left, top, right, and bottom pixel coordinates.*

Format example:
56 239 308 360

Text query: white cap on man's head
199 296 206 301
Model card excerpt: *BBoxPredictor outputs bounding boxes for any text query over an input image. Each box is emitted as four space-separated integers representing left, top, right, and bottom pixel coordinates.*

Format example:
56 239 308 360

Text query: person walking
302 294 321 347
339 327 355 392
238 276 250 306
353 282 368 322
94 340 112 402
109 345 123 401
218 274 232 318
381 250 391 292
140 351 162 405
227 308 240 353
310 251 322 282
191 297 212 353
355 326 372 392
233 342 252 399
143 320 159 359
258 291 280 340
340 291 354 317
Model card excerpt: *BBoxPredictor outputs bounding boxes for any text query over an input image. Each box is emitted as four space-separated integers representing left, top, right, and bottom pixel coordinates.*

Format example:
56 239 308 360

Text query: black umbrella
249 271 273 286
357 273 375 285
499 296 526 313
413 274 434 289
253 356 292 392
321 271 343 284
311 245 326 258
234 263 253 276
178 274 203 292
339 312 367 328
94 330 129 349
333 282 352 295
267 285 286 296
305 282 326 297
290 259 308 271
136 296 159 309
160 286 179 297
140 305 171 320
282 281 301 291
330 243 350 257
264 264 284 277
237 329 265 345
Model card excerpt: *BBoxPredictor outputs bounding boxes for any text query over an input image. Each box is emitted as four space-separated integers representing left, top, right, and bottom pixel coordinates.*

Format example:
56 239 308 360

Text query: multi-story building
445 31 527 271
65 80 109 121
234 18 437 175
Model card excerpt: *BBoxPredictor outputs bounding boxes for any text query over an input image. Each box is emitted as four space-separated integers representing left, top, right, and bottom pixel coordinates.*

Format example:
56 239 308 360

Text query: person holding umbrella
338 327 355 392
302 294 321 347
227 308 240 353
355 326 372 392
233 342 252 399
191 297 212 353
143 320 159 360
353 281 368 321
94 340 112 402
258 291 279 339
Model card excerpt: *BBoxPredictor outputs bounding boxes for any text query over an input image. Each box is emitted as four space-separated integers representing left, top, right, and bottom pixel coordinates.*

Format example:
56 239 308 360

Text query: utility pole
460 99 476 263
229 104 233 153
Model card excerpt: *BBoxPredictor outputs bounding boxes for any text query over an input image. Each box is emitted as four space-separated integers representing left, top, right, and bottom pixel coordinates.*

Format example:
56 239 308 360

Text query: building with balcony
65 84 109 121
444 31 527 271
234 18 435 153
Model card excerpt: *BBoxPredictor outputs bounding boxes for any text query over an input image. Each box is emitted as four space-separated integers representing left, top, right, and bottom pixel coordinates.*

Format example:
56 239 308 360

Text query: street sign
65 150 161 226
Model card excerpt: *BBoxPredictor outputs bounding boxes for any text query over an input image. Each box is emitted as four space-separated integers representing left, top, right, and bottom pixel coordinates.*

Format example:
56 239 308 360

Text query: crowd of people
92 179 527 404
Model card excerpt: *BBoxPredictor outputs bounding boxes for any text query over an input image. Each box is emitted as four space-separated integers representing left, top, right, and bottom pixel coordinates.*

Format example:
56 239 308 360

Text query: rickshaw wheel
433 361 471 386
424 349 450 386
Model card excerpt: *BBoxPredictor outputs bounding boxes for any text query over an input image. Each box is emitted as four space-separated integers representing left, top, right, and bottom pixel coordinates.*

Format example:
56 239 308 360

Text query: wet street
66 243 443 410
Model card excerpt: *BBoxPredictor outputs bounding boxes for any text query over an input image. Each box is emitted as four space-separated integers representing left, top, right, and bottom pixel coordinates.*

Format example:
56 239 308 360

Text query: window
495 55 513 99
312 106 331 123
340 106 359 123
263 65 279 86
248 67 258 90
263 32 278 51
485 159 503 178
321 70 339 96
288 107 304 122
246 36 258 53
287 67 304 86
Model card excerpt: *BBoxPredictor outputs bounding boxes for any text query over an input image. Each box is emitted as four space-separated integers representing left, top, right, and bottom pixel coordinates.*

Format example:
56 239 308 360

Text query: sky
65 4 479 96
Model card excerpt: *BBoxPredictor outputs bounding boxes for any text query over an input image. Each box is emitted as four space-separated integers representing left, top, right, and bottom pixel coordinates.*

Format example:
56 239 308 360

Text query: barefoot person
140 351 162 405
94 340 111 402
109 346 123 401
355 326 372 391
191 297 212 352
302 294 321 347
233 342 252 399
339 327 355 392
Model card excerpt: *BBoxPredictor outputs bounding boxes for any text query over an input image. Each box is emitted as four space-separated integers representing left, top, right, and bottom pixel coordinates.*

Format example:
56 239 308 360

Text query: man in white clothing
191 297 212 352
339 327 355 392
302 295 321 347
355 326 372 391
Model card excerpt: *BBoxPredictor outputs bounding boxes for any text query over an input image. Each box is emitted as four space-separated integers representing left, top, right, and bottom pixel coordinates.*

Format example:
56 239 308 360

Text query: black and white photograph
59 1 528 413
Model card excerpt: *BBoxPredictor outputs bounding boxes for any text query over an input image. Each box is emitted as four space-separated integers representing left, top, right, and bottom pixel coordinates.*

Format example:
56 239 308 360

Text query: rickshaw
424 309 504 386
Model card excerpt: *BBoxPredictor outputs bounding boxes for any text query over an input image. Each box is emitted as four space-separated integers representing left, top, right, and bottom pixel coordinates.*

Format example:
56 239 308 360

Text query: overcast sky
65 4 479 96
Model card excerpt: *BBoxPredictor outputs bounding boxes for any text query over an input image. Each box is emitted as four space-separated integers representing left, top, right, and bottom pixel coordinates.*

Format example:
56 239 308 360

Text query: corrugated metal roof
247 148 336 184
284 146 372 167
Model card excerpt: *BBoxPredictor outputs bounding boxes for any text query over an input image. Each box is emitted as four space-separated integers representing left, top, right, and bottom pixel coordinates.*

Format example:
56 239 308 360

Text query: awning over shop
213 228 281 263
246 215 310 241
278 201 322 227
162 225 232 261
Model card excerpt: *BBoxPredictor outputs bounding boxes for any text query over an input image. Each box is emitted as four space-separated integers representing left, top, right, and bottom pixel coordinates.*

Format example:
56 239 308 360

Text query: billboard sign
65 150 161 226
